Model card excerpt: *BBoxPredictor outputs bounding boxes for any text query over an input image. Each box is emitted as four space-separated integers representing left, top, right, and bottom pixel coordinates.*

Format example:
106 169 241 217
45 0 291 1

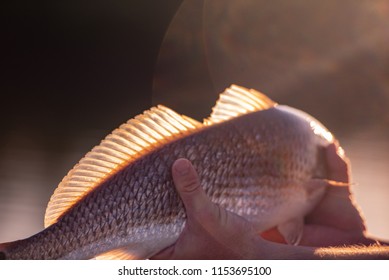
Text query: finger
172 158 214 217
326 143 350 183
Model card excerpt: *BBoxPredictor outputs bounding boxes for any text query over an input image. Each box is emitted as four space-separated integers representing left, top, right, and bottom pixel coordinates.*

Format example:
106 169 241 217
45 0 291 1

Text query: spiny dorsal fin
44 105 202 228
204 84 277 125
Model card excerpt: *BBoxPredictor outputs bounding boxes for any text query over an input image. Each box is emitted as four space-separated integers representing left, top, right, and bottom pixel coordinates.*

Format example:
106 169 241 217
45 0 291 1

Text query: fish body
0 85 334 259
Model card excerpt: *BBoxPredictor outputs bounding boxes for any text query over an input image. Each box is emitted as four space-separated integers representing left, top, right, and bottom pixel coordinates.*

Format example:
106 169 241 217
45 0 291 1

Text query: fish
0 84 336 260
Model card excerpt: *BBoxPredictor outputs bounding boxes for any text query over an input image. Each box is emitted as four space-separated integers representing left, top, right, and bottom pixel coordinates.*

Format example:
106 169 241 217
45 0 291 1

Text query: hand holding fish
299 143 369 247
263 143 374 246
151 158 270 259
152 144 389 259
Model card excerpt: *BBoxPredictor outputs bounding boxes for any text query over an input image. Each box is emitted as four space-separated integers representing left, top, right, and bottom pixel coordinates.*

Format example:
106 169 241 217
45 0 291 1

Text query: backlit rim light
310 120 334 143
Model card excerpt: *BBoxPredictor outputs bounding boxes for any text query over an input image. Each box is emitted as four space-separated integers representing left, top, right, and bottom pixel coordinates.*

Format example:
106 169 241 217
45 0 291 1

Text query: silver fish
0 85 335 259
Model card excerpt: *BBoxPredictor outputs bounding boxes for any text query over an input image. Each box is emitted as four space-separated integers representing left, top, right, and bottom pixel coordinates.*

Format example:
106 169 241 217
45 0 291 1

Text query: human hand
262 143 369 247
150 158 276 259
300 143 369 246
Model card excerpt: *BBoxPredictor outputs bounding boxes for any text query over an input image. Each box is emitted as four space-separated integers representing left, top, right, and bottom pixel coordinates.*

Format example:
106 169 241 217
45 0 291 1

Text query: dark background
1 0 182 151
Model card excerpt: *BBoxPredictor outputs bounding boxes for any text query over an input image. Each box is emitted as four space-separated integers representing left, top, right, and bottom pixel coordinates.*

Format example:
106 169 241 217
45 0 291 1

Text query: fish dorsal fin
44 105 202 228
204 84 277 125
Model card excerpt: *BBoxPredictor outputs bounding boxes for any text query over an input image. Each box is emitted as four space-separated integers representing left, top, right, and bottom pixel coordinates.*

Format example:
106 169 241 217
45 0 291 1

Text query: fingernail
174 159 190 176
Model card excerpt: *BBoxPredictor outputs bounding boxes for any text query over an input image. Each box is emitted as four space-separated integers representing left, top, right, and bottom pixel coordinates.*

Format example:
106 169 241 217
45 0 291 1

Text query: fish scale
0 85 334 259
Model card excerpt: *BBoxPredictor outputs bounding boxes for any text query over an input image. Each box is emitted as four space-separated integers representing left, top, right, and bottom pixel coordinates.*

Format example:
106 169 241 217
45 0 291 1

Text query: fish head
276 105 335 146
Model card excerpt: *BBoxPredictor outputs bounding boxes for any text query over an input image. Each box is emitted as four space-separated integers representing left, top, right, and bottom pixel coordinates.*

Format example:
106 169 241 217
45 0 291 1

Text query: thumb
172 158 214 218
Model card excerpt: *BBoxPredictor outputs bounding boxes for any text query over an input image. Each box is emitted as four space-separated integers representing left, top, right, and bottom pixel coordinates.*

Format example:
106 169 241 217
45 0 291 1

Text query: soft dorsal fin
44 105 202 228
204 84 277 125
